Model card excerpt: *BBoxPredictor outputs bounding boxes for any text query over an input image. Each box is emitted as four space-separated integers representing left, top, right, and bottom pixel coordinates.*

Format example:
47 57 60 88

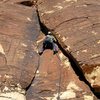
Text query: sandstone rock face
37 0 100 92
0 2 40 98
26 50 97 100
0 0 99 100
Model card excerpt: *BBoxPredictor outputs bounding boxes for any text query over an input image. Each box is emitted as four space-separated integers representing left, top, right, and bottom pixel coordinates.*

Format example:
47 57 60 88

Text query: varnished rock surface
37 0 100 92
0 0 99 99
0 3 40 90
26 50 97 100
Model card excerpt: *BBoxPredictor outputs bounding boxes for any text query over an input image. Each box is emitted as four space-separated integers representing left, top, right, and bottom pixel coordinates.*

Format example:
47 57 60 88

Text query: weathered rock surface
0 0 33 3
0 2 40 99
0 0 99 99
26 50 97 100
0 0 38 7
37 0 100 92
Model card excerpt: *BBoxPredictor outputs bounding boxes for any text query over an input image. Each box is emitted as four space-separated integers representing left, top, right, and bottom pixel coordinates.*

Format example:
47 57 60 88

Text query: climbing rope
56 54 62 100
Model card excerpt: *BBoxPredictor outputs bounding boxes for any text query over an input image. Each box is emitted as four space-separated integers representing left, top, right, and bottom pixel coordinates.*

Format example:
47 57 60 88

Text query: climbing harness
38 33 58 55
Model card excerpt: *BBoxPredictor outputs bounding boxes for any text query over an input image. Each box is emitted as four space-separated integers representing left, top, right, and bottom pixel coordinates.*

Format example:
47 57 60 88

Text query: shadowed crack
26 55 40 91
38 90 52 93
17 0 35 7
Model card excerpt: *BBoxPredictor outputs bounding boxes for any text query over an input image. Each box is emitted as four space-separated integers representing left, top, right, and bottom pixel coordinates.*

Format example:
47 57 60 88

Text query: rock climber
38 31 59 55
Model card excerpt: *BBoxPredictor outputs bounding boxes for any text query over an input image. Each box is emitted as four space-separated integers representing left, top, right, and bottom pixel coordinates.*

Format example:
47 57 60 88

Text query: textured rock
26 49 97 100
0 2 40 94
0 0 99 100
0 0 34 4
37 0 100 92
0 92 26 100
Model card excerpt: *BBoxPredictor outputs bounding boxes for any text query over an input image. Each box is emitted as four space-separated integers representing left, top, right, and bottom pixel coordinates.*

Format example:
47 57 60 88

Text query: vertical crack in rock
26 56 40 91
36 9 49 35
36 9 100 99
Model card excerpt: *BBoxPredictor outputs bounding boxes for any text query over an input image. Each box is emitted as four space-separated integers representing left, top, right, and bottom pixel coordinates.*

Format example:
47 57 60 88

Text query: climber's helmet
48 31 52 35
